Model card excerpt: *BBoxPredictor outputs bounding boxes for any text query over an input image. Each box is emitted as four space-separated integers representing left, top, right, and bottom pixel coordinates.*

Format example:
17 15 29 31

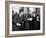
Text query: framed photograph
5 1 45 37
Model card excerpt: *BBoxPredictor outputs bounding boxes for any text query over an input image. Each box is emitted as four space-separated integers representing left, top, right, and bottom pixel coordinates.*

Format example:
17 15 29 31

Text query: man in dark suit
12 8 25 31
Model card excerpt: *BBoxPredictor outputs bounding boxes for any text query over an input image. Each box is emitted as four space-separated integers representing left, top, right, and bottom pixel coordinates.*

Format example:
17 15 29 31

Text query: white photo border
9 4 43 35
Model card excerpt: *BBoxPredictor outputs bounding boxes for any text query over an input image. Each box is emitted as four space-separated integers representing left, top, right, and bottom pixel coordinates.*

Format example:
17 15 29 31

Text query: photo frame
5 1 45 37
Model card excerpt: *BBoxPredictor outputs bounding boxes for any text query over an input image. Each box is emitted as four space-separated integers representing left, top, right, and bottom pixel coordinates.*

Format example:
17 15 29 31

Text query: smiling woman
5 1 45 37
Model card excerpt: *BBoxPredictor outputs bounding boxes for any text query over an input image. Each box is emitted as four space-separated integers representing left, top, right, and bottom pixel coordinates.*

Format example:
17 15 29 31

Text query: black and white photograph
9 4 43 34
5 2 45 36
12 7 40 31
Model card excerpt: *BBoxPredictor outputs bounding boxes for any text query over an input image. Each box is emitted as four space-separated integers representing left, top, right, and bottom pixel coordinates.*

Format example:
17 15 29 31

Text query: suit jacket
12 14 26 31
12 14 22 31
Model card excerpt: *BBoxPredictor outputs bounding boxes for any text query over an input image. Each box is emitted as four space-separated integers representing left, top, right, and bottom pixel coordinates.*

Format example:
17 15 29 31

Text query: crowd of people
12 7 40 31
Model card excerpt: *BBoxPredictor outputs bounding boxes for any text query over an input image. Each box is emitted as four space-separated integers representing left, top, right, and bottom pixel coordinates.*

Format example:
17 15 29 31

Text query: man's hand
27 18 33 21
16 23 21 26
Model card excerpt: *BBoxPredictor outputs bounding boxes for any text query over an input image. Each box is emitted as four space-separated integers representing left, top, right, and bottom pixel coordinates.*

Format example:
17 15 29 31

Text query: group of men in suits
12 8 40 31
